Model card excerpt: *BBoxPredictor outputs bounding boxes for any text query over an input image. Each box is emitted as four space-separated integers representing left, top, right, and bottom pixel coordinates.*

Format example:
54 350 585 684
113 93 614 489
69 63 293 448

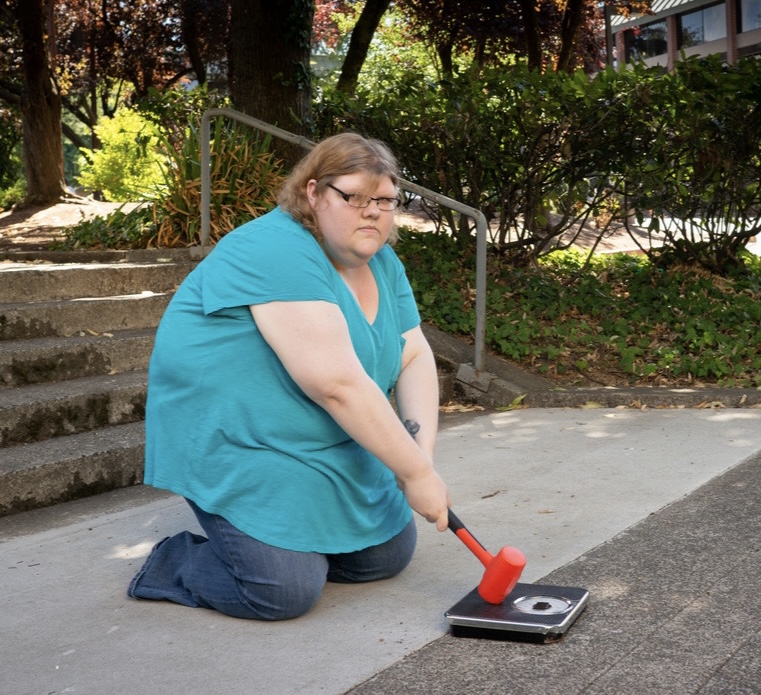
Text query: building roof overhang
609 0 723 30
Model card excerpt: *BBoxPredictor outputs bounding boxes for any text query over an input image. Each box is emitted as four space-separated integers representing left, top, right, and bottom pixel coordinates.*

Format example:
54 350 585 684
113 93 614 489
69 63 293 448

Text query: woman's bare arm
250 301 450 530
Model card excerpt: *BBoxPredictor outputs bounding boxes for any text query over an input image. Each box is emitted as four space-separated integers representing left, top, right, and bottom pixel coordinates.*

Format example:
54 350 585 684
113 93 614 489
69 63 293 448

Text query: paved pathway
3 406 761 694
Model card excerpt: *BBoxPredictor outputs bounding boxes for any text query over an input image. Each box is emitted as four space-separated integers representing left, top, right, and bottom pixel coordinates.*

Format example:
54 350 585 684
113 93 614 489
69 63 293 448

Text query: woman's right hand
398 467 450 531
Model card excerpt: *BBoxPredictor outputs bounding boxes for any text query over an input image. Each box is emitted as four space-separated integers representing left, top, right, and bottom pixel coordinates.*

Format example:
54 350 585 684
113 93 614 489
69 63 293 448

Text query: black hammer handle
447 508 491 563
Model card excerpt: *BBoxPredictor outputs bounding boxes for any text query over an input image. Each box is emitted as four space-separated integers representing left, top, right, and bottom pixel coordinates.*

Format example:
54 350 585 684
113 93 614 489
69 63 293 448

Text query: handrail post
200 112 212 257
474 212 488 373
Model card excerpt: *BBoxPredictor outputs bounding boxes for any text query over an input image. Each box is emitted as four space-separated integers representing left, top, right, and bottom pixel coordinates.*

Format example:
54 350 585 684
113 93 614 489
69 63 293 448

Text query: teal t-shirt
144 207 421 553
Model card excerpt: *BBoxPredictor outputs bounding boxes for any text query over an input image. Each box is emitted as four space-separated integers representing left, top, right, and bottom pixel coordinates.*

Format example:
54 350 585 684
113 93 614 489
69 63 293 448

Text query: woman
128 133 450 620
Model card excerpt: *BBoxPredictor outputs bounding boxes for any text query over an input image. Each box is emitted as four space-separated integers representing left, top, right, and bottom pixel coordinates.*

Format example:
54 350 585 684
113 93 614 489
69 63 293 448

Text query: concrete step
0 292 171 340
0 251 198 518
0 328 155 388
0 370 147 448
0 421 145 516
0 246 199 265
0 260 193 302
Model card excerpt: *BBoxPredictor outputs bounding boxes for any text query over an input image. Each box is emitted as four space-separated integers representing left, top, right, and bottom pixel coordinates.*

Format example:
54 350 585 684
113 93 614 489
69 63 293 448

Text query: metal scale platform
445 582 590 642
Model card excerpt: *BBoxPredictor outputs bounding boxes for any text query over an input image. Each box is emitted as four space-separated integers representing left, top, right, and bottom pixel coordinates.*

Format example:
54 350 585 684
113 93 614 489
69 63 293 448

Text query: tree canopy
0 0 652 203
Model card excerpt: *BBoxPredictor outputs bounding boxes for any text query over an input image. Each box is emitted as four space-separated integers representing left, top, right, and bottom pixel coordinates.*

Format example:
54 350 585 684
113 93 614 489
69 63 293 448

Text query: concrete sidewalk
3 406 761 694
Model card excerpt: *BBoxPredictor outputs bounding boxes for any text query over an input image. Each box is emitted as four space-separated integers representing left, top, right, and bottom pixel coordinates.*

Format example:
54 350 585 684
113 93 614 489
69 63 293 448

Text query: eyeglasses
327 183 401 211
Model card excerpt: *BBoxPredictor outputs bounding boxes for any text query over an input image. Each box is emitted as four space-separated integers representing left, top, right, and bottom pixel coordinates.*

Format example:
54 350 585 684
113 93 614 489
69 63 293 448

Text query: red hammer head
448 509 527 605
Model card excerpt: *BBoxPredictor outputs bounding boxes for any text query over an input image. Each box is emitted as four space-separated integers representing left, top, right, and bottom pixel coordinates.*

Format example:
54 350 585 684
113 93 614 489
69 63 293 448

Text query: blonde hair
278 132 400 243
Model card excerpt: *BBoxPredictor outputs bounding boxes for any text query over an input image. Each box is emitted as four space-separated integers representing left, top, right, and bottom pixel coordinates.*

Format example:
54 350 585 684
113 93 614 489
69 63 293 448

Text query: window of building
625 20 668 61
680 3 727 47
740 0 761 31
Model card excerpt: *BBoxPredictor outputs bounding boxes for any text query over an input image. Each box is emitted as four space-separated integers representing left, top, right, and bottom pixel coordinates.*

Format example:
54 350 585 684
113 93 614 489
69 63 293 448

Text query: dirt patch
0 200 137 251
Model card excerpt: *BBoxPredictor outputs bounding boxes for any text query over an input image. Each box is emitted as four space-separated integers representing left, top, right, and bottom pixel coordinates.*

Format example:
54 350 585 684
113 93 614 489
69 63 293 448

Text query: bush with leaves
0 177 25 211
56 86 286 249
620 56 761 274
0 107 22 192
317 64 647 262
144 117 283 247
319 57 761 274
76 108 166 201
0 106 23 210
139 87 286 247
52 205 156 250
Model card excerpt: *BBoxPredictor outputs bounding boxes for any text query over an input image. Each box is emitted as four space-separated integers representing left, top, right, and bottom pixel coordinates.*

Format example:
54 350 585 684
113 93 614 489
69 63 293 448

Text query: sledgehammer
448 509 526 604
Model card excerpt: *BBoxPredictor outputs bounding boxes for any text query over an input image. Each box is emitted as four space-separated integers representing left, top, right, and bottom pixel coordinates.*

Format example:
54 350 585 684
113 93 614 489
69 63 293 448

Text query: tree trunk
555 0 586 73
15 0 67 204
336 0 391 95
437 41 454 78
181 0 207 85
229 0 314 166
517 0 543 71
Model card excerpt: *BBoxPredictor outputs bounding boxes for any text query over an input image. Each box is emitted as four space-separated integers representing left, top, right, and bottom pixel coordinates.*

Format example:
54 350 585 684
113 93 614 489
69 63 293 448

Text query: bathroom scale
445 582 590 642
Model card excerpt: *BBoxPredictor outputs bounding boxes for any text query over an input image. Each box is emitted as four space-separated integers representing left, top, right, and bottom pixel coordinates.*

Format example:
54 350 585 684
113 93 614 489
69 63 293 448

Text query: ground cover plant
395 228 761 389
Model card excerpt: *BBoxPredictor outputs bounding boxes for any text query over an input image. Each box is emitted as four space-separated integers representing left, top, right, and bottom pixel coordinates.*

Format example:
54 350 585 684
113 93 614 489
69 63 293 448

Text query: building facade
607 0 761 69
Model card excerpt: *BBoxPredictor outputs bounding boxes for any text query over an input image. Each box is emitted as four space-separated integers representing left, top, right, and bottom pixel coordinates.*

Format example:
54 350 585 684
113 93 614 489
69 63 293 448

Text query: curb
422 323 761 411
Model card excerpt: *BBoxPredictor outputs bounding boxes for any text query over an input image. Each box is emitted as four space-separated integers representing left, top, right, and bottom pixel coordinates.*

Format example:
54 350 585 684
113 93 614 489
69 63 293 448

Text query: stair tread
0 422 145 473
0 260 186 272
0 293 172 340
0 328 155 389
0 261 191 303
0 252 194 515
0 290 171 310
0 327 156 354
0 369 148 410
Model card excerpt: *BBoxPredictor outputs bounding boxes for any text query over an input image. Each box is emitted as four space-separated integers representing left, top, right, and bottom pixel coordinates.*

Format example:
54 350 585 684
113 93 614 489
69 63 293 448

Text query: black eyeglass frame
326 183 402 211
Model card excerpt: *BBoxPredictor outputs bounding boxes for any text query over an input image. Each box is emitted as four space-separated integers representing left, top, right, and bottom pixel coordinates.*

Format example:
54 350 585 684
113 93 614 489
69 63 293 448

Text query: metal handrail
200 107 488 372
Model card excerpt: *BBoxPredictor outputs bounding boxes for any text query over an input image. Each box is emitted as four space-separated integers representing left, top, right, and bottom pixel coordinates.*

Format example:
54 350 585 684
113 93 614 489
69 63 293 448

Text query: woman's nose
362 202 381 217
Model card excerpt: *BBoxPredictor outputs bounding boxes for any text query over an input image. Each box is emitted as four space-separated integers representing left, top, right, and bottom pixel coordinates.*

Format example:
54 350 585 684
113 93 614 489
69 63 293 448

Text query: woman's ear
306 179 320 209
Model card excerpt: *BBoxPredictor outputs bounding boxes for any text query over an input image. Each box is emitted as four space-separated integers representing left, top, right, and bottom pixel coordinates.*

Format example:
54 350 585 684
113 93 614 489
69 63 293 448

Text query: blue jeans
128 499 417 620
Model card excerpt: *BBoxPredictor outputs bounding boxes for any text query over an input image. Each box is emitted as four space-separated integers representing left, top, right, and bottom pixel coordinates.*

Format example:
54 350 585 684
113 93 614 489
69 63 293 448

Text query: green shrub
620 56 761 275
52 205 156 250
153 118 283 247
0 178 25 211
60 87 286 249
318 57 761 275
317 64 651 263
77 108 166 201
141 95 284 246
0 107 22 183
395 228 476 334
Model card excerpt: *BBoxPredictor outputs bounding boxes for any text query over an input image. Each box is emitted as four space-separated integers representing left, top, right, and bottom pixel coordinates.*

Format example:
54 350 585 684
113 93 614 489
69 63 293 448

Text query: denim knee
236 574 326 621
328 517 417 584
136 500 336 621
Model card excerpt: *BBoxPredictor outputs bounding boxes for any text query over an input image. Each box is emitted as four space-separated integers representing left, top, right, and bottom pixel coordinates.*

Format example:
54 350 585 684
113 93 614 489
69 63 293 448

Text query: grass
395 229 761 389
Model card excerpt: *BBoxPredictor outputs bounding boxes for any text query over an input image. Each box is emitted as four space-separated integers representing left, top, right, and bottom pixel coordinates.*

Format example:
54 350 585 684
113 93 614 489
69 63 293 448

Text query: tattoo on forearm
404 419 421 438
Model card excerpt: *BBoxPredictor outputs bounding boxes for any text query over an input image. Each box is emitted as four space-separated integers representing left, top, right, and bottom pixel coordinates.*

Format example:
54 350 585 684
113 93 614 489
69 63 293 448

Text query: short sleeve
196 208 337 316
